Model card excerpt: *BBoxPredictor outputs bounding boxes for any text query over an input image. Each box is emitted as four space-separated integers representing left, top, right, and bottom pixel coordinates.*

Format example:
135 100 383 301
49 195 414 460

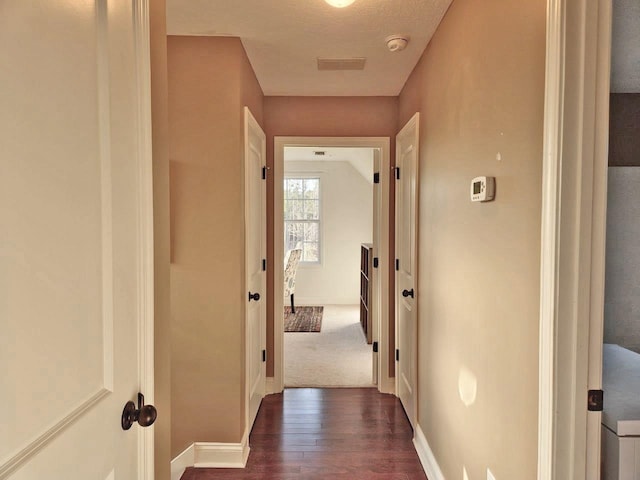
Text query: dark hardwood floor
181 388 427 480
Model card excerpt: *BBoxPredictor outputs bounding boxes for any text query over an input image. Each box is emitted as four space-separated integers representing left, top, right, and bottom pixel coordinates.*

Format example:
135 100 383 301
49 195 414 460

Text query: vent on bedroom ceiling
317 57 366 71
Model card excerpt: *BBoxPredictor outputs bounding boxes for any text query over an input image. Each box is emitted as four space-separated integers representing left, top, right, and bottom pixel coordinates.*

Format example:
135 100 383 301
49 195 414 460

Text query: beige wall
150 0 171 478
263 96 398 376
168 35 264 457
398 0 545 477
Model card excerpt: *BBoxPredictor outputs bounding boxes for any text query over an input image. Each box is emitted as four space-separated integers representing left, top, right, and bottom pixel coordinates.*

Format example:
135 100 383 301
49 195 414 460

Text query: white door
395 113 420 429
0 1 153 479
244 107 267 431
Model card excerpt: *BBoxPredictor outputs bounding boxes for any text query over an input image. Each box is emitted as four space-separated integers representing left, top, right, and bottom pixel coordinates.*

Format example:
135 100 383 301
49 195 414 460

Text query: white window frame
283 174 323 265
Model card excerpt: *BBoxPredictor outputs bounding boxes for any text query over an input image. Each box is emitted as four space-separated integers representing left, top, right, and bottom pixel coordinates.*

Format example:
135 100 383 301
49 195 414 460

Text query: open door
1 1 154 479
244 107 267 431
395 113 420 428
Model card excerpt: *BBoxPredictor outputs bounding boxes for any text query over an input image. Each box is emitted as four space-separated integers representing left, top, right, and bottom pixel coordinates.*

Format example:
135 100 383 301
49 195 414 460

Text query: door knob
402 288 414 298
121 393 157 430
248 292 261 302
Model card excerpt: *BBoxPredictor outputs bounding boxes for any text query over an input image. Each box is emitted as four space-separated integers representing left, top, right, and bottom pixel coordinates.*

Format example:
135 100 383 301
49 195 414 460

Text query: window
284 177 320 263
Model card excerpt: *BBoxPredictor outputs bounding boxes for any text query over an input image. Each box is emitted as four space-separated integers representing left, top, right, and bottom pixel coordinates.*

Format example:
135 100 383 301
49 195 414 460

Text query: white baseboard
413 423 445 480
295 297 358 306
171 444 194 480
194 438 250 468
170 434 250 479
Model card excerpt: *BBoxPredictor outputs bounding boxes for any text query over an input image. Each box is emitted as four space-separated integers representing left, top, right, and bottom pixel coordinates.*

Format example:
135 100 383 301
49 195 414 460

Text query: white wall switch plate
487 468 496 480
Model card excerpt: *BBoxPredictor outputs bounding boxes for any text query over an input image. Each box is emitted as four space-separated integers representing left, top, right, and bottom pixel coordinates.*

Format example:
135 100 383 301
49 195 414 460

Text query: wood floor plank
182 388 427 479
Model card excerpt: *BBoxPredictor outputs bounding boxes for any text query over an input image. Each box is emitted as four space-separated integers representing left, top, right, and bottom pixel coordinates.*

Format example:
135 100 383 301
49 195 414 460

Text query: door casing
538 0 611 478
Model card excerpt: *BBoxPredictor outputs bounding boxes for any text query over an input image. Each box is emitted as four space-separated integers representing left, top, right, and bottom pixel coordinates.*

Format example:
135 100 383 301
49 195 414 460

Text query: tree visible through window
284 177 320 263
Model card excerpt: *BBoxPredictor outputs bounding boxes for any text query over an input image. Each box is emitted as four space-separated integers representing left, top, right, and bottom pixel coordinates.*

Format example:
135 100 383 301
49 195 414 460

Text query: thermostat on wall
470 176 495 202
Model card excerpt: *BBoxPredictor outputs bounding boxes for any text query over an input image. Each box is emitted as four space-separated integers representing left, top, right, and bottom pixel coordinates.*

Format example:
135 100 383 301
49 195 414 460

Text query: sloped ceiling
285 147 374 183
166 0 452 96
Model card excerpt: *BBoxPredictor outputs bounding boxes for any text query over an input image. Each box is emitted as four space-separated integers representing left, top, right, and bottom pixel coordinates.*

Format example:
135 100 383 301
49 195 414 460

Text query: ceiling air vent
317 57 366 71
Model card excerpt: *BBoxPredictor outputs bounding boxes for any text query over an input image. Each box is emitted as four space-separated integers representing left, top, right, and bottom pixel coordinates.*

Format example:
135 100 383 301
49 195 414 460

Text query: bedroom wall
397 0 545 477
284 159 373 305
167 35 264 457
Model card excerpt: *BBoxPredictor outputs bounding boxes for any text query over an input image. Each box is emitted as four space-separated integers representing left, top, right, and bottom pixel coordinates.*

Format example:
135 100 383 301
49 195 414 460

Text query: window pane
284 177 321 262
304 222 318 241
284 222 304 250
303 242 319 262
303 200 319 220
304 179 319 199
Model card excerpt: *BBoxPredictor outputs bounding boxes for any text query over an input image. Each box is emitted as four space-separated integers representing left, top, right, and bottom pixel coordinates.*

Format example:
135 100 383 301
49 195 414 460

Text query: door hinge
373 341 379 353
588 389 604 411
373 257 379 268
262 349 267 363
395 259 400 271
262 258 267 271
395 167 400 180
395 349 400 361
373 172 380 184
262 166 267 180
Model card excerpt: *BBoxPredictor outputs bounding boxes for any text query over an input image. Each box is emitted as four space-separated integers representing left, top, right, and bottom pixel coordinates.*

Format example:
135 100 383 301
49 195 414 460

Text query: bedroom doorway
283 147 374 387
272 137 392 393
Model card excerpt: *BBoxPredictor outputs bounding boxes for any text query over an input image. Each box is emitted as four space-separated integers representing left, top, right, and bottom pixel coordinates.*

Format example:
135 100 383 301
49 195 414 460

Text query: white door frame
272 136 393 394
134 1 156 478
538 0 611 478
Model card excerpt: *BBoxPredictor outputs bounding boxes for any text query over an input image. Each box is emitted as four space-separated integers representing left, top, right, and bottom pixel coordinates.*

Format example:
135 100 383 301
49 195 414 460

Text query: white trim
273 137 391 394
170 436 250 478
132 0 155 479
292 297 360 305
539 0 611 478
194 439 250 469
538 0 565 476
170 444 195 480
413 424 444 480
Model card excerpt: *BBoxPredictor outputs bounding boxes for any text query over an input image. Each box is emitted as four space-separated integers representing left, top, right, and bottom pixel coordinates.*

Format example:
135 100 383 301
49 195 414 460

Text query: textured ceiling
612 0 640 93
166 0 452 96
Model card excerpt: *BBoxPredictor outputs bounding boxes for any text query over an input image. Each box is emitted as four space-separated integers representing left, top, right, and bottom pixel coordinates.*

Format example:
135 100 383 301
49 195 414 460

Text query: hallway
180 388 427 479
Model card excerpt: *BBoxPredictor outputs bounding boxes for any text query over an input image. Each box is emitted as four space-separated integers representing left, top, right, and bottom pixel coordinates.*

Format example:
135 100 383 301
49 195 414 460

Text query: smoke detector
385 35 409 52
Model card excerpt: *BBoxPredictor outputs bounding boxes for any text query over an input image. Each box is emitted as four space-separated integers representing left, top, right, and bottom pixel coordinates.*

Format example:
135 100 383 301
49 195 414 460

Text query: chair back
283 249 302 297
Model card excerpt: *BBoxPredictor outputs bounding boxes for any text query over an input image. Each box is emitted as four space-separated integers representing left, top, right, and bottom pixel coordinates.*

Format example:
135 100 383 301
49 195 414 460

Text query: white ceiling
166 0 452 96
612 0 640 93
284 147 374 183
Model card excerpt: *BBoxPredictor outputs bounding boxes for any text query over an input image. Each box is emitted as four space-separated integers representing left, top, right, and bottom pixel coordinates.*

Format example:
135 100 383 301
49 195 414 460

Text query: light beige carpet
284 304 374 387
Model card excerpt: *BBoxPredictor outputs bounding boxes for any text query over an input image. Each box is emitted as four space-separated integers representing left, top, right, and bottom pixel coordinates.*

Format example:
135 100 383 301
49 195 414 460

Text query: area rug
284 306 323 332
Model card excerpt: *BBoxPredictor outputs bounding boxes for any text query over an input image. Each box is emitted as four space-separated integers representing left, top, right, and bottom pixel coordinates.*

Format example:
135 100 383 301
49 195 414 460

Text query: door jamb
133 0 155 479
272 136 393 394
538 0 611 478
